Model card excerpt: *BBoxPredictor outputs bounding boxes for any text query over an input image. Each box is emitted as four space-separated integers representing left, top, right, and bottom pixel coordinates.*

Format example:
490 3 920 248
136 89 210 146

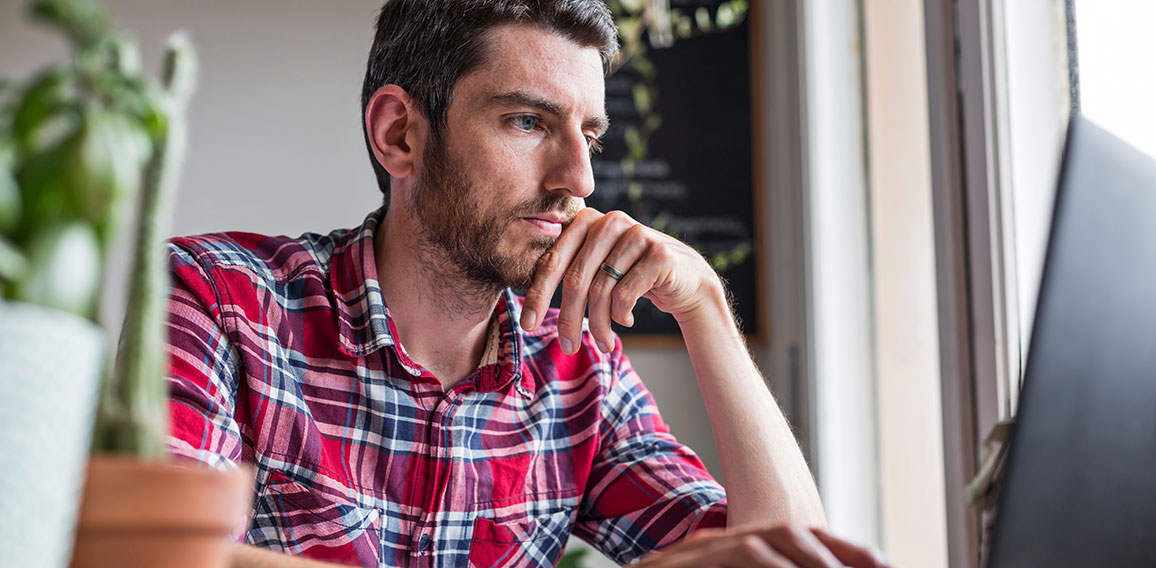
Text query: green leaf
624 125 647 161
675 14 694 38
10 221 101 319
108 32 141 76
618 16 643 46
717 4 737 28
15 126 79 233
643 113 662 134
29 0 111 50
14 108 143 238
162 32 198 104
0 162 19 235
619 158 636 177
12 66 77 153
632 56 656 80
649 213 677 237
695 8 713 32
627 181 644 201
68 109 144 227
0 234 29 284
619 0 645 15
557 548 587 568
632 83 653 115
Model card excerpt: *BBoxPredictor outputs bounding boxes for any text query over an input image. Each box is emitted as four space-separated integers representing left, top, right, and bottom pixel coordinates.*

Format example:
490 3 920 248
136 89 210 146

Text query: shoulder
168 226 351 284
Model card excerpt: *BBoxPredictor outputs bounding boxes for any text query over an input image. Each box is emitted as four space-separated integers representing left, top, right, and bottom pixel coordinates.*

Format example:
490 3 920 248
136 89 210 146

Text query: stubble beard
410 139 574 295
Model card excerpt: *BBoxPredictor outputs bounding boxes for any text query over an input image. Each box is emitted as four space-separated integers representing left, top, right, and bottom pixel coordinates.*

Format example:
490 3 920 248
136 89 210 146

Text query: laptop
986 114 1156 566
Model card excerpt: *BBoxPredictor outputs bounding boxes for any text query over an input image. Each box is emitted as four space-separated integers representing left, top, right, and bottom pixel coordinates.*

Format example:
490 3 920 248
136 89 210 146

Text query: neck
374 206 502 389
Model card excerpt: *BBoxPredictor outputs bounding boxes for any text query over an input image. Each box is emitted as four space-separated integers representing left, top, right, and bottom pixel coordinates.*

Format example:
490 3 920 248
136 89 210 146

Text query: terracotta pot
71 456 252 568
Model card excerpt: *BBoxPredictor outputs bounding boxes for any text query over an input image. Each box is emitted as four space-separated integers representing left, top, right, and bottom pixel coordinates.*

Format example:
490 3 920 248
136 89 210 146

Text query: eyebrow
488 90 610 134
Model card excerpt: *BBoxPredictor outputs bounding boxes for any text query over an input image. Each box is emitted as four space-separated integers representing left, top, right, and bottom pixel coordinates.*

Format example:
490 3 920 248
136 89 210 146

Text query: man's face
408 23 608 289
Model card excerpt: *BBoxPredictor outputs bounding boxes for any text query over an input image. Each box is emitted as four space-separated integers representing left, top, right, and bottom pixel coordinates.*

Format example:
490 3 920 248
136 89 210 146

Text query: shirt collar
330 208 396 357
329 208 532 397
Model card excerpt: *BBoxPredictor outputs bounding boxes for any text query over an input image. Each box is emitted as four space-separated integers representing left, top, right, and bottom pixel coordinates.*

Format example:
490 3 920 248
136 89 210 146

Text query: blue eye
511 115 538 131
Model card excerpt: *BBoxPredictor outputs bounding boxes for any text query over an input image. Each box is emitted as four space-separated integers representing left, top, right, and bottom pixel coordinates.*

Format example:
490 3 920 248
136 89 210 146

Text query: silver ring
600 262 625 280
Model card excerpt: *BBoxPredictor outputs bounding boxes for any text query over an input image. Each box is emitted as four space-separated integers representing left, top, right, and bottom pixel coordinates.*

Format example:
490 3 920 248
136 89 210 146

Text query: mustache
510 195 581 225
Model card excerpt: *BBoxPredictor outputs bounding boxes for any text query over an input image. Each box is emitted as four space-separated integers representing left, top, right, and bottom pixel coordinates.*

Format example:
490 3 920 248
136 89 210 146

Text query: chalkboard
585 2 762 341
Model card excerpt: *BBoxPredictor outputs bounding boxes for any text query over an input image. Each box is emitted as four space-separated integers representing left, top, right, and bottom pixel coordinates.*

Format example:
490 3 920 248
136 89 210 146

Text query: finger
520 208 598 332
601 224 657 328
810 528 890 568
760 526 842 568
608 235 671 327
586 229 648 351
637 529 729 567
556 211 637 353
680 534 797 568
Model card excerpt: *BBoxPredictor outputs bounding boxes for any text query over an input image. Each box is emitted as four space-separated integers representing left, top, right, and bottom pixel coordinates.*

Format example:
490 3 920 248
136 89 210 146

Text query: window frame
924 0 1073 565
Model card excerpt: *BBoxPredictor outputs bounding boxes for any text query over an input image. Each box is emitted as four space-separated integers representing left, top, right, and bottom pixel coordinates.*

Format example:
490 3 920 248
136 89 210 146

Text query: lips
522 212 570 225
522 217 564 237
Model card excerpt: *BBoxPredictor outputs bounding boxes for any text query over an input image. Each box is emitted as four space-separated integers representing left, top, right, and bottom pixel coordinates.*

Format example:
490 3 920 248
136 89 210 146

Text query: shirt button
418 533 430 552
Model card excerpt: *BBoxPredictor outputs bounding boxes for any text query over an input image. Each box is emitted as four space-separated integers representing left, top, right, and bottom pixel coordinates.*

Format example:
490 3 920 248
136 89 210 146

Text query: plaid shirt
164 209 727 567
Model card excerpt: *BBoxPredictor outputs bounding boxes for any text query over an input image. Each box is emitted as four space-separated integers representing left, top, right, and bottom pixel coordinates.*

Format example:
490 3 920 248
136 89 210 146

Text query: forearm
676 284 827 529
229 543 346 568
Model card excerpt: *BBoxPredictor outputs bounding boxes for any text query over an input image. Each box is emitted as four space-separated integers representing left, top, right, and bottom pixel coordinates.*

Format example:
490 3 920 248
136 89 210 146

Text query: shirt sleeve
571 341 728 565
164 242 247 471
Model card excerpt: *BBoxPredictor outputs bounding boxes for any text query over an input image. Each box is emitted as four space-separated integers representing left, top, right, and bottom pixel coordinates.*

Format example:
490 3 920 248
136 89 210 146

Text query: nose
543 129 595 199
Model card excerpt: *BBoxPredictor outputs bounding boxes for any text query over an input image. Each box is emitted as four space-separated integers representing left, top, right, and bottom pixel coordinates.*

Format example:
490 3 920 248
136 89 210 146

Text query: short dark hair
360 0 619 201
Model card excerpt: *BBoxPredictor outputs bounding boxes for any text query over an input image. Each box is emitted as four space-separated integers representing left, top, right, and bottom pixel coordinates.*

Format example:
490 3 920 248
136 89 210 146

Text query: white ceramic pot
0 301 105 568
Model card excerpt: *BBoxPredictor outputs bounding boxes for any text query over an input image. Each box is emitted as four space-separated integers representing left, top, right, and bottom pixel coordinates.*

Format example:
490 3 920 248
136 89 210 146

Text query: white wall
0 0 726 504
863 1 948 565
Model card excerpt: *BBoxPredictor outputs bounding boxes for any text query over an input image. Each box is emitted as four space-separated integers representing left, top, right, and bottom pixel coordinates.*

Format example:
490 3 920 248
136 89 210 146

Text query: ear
365 84 424 180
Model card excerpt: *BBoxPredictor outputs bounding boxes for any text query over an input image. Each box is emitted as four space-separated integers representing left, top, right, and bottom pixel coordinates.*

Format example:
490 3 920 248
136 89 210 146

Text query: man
165 1 890 567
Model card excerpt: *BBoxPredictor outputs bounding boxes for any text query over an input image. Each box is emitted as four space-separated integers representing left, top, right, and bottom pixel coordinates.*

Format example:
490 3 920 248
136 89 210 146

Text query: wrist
673 279 737 333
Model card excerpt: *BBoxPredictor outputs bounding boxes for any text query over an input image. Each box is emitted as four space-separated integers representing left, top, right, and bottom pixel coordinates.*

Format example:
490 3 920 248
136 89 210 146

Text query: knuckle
626 222 651 241
737 535 764 557
611 285 634 307
537 249 561 272
604 210 634 229
523 287 548 305
782 524 806 540
575 207 601 223
648 244 674 264
556 314 582 333
588 276 611 298
561 270 586 294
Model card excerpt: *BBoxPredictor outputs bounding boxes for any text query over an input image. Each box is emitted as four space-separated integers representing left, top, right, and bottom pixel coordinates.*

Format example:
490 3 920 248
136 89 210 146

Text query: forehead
454 23 606 116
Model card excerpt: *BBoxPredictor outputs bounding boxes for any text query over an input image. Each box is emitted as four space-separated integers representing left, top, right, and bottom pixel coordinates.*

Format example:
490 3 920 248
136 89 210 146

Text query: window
1074 0 1156 159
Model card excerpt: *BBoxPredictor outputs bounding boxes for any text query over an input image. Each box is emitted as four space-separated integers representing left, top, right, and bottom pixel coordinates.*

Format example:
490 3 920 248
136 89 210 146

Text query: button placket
414 389 466 561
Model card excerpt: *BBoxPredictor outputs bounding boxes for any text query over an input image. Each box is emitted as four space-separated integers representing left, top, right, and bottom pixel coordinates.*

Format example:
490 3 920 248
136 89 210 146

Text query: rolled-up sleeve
573 347 728 565
165 243 246 471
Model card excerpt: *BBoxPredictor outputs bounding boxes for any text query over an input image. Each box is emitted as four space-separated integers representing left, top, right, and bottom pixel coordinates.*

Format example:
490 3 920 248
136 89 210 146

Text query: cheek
460 138 523 182
490 137 543 178
448 126 547 200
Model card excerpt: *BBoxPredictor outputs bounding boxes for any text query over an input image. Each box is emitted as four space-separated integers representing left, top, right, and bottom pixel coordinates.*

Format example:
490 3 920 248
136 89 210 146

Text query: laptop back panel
987 116 1156 567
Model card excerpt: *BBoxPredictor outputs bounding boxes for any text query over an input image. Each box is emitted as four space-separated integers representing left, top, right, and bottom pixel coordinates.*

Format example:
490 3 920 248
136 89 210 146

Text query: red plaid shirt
164 209 727 567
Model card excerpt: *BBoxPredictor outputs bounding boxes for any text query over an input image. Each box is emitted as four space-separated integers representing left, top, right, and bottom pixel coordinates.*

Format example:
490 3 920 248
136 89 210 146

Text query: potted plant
0 1 249 567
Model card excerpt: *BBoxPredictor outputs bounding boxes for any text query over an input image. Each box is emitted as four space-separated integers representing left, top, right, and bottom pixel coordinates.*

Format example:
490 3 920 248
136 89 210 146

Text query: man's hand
637 526 891 568
520 209 827 528
229 543 346 567
520 207 722 353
